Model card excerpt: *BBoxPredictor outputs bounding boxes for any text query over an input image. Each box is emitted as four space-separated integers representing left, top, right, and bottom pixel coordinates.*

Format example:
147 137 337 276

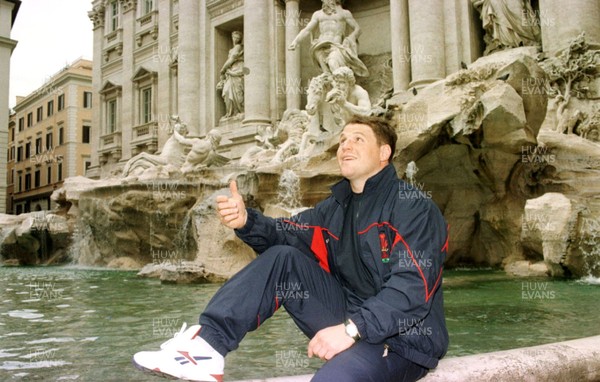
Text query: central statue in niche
284 0 372 160
288 0 369 77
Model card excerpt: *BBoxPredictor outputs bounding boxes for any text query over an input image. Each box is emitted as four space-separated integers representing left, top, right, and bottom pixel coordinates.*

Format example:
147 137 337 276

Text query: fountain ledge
232 335 600 382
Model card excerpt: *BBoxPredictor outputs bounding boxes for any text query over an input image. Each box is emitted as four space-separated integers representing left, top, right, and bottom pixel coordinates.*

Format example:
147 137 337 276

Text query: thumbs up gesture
216 180 248 229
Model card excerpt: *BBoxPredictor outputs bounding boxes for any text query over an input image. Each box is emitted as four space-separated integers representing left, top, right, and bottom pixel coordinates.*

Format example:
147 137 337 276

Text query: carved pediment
99 81 122 95
132 67 158 83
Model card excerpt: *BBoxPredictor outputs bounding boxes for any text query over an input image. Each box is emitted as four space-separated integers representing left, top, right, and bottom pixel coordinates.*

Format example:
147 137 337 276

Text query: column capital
120 0 136 13
88 4 105 30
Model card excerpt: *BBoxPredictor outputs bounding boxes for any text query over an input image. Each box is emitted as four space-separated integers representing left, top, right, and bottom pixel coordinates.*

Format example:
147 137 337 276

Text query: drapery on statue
288 0 369 77
217 31 245 119
472 0 541 55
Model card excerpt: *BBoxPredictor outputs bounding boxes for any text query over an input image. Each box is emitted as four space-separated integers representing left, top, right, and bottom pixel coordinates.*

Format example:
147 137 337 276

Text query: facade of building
0 0 21 213
7 59 93 214
86 0 600 178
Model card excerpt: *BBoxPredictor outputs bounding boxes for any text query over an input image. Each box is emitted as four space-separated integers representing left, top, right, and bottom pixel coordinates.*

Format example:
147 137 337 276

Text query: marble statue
272 110 309 163
327 66 371 125
303 66 371 142
239 110 309 167
217 31 245 119
181 129 229 173
288 0 368 77
472 0 541 55
122 116 191 177
122 117 229 177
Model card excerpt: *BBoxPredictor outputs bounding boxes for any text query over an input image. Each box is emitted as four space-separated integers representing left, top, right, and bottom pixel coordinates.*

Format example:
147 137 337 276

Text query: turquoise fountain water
0 267 599 381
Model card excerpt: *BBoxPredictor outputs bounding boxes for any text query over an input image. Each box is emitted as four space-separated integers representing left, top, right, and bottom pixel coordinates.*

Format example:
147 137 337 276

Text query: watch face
345 322 358 338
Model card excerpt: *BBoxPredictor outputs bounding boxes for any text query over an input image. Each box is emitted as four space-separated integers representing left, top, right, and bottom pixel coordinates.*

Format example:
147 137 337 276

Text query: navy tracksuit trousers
199 245 428 382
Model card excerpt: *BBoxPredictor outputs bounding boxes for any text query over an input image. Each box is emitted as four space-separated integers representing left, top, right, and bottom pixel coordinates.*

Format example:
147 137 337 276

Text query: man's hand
216 180 247 229
307 324 355 361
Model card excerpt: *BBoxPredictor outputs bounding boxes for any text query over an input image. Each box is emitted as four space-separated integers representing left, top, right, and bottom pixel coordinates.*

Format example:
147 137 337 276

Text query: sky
9 0 93 108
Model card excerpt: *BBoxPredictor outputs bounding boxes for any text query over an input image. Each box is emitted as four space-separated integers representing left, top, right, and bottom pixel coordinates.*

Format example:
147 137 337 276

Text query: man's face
337 123 389 188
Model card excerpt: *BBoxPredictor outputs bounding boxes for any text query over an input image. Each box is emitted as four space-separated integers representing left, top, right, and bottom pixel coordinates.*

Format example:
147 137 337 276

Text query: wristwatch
344 319 361 342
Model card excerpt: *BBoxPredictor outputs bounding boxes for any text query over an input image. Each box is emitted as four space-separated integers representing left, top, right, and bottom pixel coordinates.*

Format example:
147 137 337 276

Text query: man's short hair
344 115 397 161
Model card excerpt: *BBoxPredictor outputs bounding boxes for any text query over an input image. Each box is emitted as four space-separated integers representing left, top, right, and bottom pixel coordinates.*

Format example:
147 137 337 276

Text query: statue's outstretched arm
289 13 319 50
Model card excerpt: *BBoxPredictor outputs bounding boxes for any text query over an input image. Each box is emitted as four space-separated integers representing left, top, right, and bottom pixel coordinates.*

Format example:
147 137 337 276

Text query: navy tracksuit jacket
233 164 449 369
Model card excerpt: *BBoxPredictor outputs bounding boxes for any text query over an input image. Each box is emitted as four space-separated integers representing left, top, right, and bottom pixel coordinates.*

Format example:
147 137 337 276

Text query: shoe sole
131 357 222 382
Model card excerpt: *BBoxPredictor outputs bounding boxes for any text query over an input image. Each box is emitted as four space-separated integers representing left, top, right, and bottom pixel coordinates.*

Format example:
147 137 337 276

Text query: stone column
285 0 301 109
243 0 272 126
390 0 411 94
177 0 200 135
408 0 446 88
539 0 600 55
87 1 105 179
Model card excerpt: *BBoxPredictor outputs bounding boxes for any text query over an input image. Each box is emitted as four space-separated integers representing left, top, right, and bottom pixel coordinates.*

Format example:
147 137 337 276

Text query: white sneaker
132 324 224 382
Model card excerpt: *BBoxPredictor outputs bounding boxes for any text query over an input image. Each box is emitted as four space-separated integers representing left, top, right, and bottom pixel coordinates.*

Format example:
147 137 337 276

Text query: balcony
105 28 123 48
131 121 158 155
135 10 159 47
138 10 158 29
99 131 122 162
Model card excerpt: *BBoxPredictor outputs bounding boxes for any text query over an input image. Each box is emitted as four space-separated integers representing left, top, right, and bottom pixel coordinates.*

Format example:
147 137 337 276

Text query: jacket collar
331 163 398 204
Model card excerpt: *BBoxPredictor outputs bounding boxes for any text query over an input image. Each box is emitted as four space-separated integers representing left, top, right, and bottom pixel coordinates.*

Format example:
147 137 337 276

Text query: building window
25 173 31 191
35 137 43 155
141 87 152 124
58 94 65 111
83 125 91 144
10 147 15 162
34 170 41 188
47 166 52 184
142 0 153 14
18 117 24 131
84 91 92 108
18 175 22 193
46 132 53 150
27 112 33 127
36 106 43 122
17 146 22 162
25 142 31 159
110 1 119 32
85 160 91 171
11 127 14 141
58 163 63 181
59 127 64 145
47 100 54 117
107 99 117 133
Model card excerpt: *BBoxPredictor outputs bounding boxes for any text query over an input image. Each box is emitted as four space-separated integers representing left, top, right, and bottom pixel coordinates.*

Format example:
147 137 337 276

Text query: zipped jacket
235 164 449 369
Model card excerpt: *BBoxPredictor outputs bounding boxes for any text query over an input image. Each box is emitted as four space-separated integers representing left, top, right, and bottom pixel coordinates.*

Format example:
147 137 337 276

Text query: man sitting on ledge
132 115 449 382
